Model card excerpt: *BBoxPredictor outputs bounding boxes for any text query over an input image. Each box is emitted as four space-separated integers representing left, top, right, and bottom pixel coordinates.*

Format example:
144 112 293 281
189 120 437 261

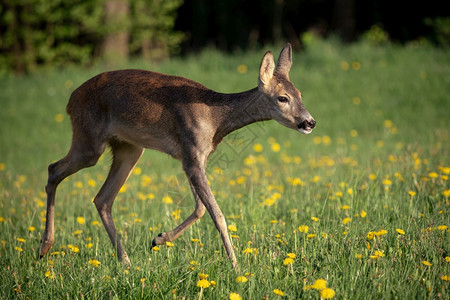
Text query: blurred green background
1 0 449 74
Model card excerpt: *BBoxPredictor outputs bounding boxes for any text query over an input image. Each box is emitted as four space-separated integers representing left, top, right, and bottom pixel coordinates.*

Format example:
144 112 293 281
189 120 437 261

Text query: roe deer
38 43 315 269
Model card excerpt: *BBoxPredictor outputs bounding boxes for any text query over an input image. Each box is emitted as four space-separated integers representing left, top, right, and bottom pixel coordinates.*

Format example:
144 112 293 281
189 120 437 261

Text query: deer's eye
277 96 289 103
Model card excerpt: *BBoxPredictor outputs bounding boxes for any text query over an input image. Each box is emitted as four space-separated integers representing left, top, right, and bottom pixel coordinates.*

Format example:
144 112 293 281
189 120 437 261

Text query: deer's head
258 43 316 134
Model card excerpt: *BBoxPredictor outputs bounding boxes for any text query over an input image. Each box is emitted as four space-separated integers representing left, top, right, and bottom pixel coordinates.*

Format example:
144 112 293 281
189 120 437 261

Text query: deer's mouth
297 119 316 134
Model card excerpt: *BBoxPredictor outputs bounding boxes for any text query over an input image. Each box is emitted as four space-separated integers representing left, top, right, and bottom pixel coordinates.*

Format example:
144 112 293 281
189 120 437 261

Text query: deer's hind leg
94 140 144 264
39 131 106 258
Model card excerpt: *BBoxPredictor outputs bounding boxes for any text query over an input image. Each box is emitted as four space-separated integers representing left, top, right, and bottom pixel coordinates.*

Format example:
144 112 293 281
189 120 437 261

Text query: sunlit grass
0 40 449 299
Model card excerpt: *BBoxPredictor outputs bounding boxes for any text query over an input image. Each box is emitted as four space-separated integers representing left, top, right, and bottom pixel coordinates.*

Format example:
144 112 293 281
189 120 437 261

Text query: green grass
0 39 449 299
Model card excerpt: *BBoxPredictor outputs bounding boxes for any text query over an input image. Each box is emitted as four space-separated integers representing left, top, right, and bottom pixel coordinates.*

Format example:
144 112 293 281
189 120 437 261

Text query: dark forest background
1 0 449 74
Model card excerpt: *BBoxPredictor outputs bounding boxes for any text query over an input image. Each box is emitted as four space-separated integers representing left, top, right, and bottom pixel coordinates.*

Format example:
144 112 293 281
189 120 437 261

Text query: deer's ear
259 51 275 85
275 43 292 77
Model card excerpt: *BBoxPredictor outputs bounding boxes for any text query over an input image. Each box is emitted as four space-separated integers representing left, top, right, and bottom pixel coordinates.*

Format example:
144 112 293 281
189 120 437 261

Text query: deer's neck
213 88 271 144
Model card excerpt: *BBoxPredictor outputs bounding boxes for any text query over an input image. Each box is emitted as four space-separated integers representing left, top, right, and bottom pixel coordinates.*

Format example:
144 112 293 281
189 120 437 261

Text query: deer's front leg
183 158 238 269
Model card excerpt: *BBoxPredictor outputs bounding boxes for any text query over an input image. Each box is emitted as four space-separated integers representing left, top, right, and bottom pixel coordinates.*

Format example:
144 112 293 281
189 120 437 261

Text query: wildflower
165 241 174 247
88 259 101 267
374 250 384 257
228 225 237 232
312 279 327 290
0 217 4 223
307 234 316 239
287 253 296 258
152 246 160 251
15 246 23 252
311 217 319 222
428 172 439 178
253 143 263 152
360 210 367 218
77 217 85 224
273 289 285 296
341 205 350 210
320 288 336 299
445 256 450 263
229 293 242 300
283 257 294 265
441 275 450 281
422 260 432 266
16 238 26 243
237 64 248 74
355 254 363 259
85 243 93 248
298 225 309 233
382 179 392 186
271 143 281 152
162 195 173 204
198 273 208 280
45 270 55 279
54 113 64 123
191 238 200 243
236 276 248 283
396 229 405 235
443 190 450 197
408 190 416 197
375 229 388 236
72 230 83 236
342 217 351 224
28 226 36 232
437 225 448 231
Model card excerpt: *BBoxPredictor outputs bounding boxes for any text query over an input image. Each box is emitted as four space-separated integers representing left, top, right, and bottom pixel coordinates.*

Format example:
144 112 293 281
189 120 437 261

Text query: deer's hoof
38 240 53 259
151 233 166 247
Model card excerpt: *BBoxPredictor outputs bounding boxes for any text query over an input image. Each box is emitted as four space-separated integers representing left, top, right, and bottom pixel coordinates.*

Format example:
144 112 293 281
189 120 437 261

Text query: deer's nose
307 119 316 129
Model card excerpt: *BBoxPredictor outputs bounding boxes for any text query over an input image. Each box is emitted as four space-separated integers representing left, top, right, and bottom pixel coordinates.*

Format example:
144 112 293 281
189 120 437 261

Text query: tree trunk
333 0 356 43
102 0 130 64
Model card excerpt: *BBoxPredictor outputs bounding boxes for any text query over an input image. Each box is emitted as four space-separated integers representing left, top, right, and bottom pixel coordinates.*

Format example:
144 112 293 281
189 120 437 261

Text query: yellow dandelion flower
312 279 327 290
88 259 101 267
85 243 93 248
307 233 316 239
283 257 294 265
382 179 392 186
152 246 160 251
28 226 36 232
237 64 248 74
0 163 5 171
229 293 242 300
311 217 319 222
287 253 296 258
210 280 216 286
45 270 55 279
437 225 447 231
236 276 248 283
165 241 174 247
198 273 208 280
197 279 210 288
15 246 23 252
16 238 26 243
445 256 450 263
443 190 450 197
396 229 405 235
228 225 237 232
375 229 388 236
342 217 351 224
273 289 285 296
355 254 363 259
271 143 281 152
428 172 439 178
76 216 85 224
54 113 64 123
367 232 375 240
440 275 450 281
408 191 416 196
360 210 367 218
253 143 263 152
341 205 350 210
298 225 309 233
320 287 336 299
374 250 384 257
162 195 173 204
191 238 200 243
422 260 432 266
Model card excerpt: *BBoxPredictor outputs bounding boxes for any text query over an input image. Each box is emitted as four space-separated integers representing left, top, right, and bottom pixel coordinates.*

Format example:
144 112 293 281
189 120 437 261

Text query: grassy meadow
0 39 449 299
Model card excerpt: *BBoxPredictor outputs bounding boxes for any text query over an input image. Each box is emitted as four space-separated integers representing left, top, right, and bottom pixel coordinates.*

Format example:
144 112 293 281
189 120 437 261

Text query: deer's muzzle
298 119 316 134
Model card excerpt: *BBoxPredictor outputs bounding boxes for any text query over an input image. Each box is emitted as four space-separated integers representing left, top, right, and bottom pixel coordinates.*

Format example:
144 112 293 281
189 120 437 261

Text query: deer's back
66 69 219 158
